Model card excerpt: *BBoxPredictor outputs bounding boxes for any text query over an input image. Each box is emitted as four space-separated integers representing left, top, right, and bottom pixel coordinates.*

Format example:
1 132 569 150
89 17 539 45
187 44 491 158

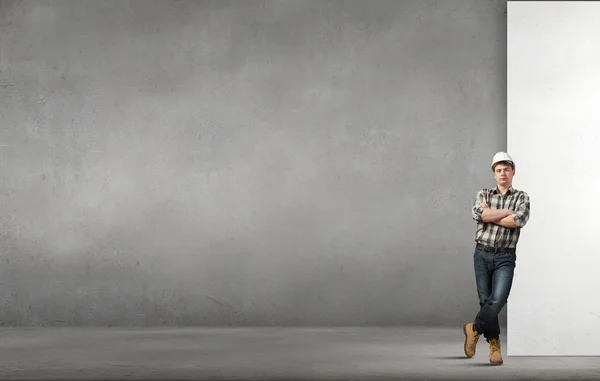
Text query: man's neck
496 184 512 195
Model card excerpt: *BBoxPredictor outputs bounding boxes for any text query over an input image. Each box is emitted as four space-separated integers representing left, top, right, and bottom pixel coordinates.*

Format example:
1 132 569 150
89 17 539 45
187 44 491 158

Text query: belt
476 243 516 254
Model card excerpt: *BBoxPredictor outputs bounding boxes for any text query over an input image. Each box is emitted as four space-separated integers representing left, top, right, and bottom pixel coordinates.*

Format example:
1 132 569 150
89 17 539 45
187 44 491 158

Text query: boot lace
489 339 501 353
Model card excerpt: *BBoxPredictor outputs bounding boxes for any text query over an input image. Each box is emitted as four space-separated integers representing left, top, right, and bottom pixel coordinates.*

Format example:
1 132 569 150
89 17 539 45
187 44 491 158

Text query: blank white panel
507 1 600 356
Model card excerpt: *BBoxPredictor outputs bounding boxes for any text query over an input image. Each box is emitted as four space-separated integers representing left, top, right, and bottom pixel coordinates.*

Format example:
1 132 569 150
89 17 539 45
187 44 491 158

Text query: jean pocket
499 252 517 266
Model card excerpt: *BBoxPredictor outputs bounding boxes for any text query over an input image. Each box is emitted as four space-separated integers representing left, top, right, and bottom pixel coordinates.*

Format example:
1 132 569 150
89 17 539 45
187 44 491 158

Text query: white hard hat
491 152 514 169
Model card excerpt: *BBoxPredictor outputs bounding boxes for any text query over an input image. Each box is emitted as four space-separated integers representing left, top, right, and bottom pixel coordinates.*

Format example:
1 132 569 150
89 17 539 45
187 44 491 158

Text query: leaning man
463 152 531 365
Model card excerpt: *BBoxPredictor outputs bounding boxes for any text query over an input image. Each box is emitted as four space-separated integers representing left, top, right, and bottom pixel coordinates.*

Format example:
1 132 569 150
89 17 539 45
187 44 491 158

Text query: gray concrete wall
0 0 508 327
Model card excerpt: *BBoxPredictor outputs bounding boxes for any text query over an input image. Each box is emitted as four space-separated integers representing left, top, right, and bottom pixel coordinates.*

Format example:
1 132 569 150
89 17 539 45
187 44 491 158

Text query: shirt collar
493 185 514 195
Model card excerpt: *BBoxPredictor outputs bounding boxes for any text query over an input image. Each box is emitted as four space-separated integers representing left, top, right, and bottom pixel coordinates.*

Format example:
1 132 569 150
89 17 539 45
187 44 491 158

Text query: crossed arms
479 202 517 228
472 191 531 229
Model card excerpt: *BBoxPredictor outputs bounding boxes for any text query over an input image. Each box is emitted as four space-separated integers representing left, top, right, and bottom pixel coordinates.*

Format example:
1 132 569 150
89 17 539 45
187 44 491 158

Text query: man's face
493 163 515 186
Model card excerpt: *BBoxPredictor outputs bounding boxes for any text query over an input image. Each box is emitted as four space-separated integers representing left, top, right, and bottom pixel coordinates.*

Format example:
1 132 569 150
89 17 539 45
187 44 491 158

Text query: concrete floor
0 327 597 380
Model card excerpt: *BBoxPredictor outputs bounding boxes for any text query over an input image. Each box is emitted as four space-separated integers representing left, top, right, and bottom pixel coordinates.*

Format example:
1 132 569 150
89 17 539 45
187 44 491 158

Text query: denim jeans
472 245 516 341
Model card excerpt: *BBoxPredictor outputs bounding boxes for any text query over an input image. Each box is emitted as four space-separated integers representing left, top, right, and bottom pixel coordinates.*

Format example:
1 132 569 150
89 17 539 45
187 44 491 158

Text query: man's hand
480 202 513 222
495 215 517 228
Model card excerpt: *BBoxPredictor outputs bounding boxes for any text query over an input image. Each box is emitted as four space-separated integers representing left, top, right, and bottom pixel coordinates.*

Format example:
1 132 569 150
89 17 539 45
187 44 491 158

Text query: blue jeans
472 245 516 341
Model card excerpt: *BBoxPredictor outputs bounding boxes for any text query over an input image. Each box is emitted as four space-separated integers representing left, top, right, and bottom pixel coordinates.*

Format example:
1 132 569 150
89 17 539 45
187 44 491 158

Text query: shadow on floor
433 356 471 360
463 362 499 367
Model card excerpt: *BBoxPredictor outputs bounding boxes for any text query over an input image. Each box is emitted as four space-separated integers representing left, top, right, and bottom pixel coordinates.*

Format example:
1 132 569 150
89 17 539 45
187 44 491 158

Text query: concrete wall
0 0 508 326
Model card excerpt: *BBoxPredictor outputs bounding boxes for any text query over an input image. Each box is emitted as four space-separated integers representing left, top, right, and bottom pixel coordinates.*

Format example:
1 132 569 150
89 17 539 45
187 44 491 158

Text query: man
463 152 531 365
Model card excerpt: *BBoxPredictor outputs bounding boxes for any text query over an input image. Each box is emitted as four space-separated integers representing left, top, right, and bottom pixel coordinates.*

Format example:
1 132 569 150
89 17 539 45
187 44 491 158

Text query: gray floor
0 327 598 380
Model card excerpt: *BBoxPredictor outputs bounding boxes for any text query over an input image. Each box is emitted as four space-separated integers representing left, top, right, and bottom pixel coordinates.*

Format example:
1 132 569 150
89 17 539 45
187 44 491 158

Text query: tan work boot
463 323 481 358
489 338 503 365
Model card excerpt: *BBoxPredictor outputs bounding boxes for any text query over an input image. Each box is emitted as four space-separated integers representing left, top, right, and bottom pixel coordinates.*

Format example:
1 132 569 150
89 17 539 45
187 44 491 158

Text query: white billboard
507 1 600 356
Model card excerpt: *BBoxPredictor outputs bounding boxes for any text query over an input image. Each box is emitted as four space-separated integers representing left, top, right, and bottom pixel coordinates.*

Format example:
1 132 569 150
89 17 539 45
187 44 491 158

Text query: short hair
492 161 515 171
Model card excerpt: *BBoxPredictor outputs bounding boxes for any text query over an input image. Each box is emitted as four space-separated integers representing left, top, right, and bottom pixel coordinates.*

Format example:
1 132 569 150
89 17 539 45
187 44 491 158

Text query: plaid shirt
471 186 531 249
